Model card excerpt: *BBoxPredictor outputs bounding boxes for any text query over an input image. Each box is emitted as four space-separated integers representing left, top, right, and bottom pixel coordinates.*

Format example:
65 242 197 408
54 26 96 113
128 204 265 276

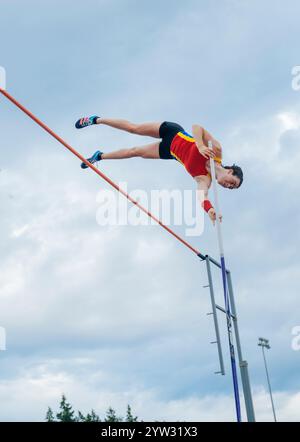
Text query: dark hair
223 164 243 188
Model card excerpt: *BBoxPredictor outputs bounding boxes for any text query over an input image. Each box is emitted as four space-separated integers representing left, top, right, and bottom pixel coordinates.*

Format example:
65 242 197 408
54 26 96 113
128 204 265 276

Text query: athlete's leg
96 118 161 138
102 142 160 160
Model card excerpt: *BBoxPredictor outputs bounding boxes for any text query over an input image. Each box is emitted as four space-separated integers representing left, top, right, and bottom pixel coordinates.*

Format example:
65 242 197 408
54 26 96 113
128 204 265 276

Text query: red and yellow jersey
170 131 222 178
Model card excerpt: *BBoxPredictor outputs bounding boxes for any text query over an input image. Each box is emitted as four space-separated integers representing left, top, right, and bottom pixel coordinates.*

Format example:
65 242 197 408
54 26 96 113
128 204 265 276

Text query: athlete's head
218 164 243 189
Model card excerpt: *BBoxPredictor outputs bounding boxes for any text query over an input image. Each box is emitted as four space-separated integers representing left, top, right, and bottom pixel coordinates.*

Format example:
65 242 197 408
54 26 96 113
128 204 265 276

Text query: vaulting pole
208 141 242 422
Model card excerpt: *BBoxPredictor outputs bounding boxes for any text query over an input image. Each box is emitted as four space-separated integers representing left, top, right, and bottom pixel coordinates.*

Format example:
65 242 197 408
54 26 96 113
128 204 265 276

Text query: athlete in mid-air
75 116 243 224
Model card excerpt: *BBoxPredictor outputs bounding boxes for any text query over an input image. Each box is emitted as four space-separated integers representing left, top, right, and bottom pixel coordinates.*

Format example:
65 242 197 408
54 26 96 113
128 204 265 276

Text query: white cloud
277 112 300 131
11 224 30 238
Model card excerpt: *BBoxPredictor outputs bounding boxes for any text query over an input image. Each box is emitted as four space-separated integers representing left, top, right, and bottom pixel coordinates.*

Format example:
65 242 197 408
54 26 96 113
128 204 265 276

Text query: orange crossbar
0 88 204 258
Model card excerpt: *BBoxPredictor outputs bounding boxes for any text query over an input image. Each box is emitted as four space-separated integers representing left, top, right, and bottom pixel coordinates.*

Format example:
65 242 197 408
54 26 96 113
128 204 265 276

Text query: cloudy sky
0 0 300 422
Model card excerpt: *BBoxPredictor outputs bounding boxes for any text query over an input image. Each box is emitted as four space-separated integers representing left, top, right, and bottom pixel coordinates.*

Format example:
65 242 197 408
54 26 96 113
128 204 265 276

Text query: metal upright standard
202 255 256 422
204 256 225 376
0 87 256 422
258 337 277 422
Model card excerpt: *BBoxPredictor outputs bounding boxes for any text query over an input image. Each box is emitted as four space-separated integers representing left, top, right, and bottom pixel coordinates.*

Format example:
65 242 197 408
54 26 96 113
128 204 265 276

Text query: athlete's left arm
192 124 222 160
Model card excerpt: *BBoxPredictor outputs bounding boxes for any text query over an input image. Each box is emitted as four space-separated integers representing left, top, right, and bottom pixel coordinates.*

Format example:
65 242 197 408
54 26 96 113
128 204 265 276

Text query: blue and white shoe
81 150 103 169
75 115 99 129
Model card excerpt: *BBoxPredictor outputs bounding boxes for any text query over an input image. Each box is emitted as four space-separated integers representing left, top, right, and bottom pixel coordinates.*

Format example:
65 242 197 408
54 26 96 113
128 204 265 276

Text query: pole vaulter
0 86 248 421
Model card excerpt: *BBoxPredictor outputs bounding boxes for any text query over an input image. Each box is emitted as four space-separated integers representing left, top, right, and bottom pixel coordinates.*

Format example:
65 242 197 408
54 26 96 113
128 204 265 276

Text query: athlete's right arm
195 175 209 200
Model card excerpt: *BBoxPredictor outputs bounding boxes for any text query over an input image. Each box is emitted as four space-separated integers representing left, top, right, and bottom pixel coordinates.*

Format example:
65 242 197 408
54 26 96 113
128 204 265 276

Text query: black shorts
159 121 185 160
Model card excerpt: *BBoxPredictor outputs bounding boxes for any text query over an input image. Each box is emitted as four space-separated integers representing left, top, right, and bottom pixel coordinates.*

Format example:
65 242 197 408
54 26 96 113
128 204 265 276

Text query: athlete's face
218 169 240 189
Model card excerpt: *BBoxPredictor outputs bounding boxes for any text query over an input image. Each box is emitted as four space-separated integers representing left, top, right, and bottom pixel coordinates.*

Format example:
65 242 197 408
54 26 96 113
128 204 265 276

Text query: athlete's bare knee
128 123 138 134
129 147 141 156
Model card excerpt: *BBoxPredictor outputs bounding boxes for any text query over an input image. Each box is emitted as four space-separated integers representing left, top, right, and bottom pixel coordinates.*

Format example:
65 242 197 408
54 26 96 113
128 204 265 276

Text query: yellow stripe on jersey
177 132 223 163
177 132 195 142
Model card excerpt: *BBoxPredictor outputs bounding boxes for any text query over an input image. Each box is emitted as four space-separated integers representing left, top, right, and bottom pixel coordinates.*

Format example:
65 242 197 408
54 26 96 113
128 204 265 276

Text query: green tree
104 406 123 422
77 409 101 422
85 410 101 422
46 395 139 422
76 410 86 422
56 395 76 422
125 405 138 422
46 407 55 422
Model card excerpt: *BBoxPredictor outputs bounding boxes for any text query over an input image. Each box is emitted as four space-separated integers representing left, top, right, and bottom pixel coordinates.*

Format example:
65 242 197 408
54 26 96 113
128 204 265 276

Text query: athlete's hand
208 208 223 225
197 144 215 159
